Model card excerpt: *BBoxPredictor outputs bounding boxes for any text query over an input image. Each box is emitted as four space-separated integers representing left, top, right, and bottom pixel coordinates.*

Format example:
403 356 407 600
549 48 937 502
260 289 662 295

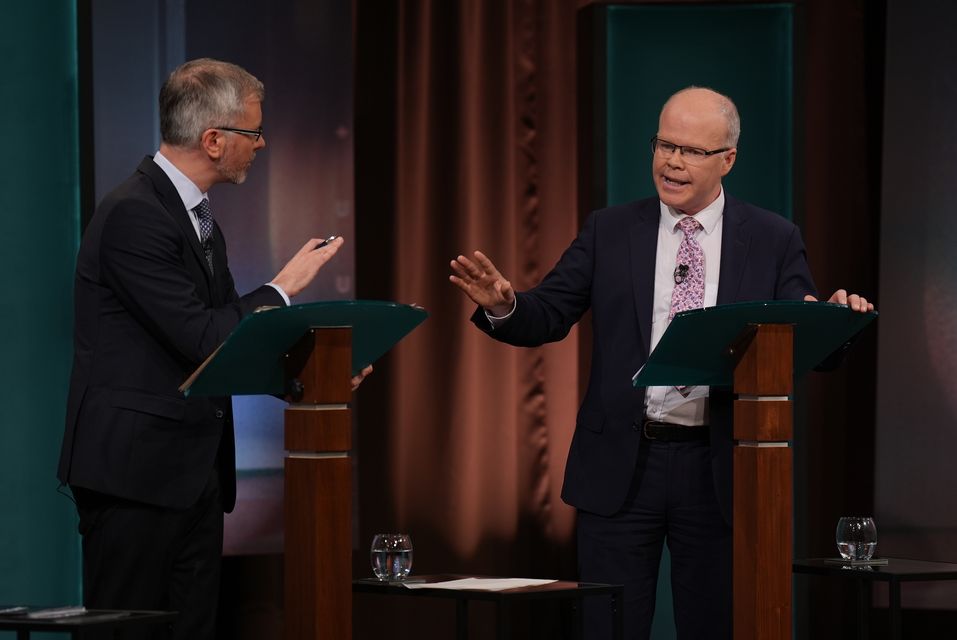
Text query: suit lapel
716 195 751 304
209 225 229 306
629 200 660 356
138 157 215 294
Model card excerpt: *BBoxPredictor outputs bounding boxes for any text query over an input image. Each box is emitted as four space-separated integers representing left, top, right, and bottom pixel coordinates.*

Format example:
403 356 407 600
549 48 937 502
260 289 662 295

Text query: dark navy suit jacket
472 195 817 522
58 157 284 512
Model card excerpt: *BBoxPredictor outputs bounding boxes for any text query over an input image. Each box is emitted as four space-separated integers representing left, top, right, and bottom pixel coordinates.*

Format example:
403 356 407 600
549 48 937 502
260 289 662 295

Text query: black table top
353 575 623 602
0 609 176 631
794 557 957 581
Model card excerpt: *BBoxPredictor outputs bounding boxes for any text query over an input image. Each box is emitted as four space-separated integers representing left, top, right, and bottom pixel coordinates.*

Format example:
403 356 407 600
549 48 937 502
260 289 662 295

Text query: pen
316 235 338 249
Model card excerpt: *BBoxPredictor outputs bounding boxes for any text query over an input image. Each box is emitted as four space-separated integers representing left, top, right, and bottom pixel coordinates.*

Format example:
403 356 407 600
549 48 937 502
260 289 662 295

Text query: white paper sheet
402 577 557 591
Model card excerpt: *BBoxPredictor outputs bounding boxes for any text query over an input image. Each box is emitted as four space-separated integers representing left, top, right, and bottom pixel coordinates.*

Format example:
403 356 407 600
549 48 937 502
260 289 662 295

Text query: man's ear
720 148 737 177
200 128 225 160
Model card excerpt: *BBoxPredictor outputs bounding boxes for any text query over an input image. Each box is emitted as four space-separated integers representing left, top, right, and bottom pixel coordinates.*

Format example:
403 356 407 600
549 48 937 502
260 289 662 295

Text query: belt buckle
642 421 657 440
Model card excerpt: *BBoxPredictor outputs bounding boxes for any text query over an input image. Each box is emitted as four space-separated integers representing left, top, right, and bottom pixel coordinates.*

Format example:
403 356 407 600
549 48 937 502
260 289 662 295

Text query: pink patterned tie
669 216 705 321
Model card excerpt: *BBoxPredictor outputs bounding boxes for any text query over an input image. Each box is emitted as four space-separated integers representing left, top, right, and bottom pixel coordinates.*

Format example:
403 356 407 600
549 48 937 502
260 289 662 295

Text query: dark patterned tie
669 216 705 321
193 198 214 274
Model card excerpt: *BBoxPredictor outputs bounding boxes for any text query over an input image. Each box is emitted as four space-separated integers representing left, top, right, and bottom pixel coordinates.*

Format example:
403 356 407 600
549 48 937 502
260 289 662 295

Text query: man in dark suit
57 58 368 639
450 87 872 639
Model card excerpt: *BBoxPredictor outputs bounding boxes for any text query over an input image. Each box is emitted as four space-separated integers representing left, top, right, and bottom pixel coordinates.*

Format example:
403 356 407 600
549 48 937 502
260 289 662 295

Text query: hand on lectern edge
804 289 874 313
352 365 373 391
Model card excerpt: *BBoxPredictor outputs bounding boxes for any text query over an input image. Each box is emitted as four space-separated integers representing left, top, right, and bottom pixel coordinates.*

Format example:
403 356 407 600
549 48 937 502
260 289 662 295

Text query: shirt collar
658 187 725 235
153 150 209 212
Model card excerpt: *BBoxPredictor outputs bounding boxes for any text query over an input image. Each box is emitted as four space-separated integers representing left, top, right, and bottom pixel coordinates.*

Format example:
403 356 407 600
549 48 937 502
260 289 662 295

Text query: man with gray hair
450 87 872 639
57 58 366 639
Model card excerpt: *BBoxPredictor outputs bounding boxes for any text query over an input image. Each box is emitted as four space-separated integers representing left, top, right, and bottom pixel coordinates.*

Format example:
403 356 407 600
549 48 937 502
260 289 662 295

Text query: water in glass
836 517 877 561
370 533 413 581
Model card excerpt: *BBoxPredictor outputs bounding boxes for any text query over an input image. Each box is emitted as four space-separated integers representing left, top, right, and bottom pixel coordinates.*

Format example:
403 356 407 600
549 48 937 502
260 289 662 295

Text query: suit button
632 421 640 431
215 410 225 419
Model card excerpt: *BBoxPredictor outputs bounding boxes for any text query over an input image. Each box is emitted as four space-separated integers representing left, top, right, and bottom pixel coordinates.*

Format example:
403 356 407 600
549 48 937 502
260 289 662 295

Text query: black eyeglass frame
650 136 730 161
216 126 263 141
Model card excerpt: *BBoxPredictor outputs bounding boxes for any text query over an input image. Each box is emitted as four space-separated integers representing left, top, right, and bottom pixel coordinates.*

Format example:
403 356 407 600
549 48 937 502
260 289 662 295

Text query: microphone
674 264 689 284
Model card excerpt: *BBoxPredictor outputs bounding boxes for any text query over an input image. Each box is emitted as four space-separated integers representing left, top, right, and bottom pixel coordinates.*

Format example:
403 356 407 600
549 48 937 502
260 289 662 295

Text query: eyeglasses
216 126 263 141
650 136 730 164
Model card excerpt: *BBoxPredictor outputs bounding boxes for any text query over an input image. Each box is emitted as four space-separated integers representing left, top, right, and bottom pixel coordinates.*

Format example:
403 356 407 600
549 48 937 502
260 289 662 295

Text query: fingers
272 236 346 298
472 250 499 276
846 294 872 313
450 251 504 280
448 273 473 297
449 250 516 315
450 255 478 281
827 289 848 305
450 251 497 282
803 294 819 302
301 235 344 255
350 364 373 391
823 288 875 313
495 278 515 304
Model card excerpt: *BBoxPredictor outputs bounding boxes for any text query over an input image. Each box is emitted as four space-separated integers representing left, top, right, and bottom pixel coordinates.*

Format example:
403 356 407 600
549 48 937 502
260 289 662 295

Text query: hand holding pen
316 235 338 249
271 235 345 297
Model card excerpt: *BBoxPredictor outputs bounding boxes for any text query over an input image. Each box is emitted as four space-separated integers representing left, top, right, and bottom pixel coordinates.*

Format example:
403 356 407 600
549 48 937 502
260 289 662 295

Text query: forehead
237 95 263 124
658 94 728 146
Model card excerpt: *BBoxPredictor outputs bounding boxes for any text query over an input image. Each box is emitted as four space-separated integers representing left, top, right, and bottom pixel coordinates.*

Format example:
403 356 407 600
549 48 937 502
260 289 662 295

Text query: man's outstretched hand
449 251 515 317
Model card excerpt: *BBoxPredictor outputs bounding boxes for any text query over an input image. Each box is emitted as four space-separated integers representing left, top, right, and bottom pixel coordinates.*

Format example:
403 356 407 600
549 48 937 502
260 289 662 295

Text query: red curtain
356 0 583 583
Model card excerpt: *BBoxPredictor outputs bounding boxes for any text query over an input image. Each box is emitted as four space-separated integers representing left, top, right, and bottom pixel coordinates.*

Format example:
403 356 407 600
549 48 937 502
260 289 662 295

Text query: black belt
642 420 710 442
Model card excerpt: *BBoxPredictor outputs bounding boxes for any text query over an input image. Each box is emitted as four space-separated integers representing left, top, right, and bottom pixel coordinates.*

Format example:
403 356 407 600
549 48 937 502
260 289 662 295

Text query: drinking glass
370 533 413 581
835 517 877 561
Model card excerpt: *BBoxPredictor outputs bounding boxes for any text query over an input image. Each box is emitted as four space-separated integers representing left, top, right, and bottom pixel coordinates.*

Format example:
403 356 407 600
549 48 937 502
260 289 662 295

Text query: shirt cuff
484 298 517 329
266 282 291 306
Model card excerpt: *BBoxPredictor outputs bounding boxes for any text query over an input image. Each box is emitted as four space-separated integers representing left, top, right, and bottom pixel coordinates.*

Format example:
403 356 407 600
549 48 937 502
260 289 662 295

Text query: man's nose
666 149 684 168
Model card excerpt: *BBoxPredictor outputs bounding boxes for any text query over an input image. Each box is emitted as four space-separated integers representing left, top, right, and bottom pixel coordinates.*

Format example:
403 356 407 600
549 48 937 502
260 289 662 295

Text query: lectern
632 301 876 640
182 300 428 640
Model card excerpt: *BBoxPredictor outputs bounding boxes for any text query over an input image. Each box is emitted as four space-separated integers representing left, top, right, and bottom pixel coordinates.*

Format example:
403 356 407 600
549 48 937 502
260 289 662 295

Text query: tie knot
677 216 701 239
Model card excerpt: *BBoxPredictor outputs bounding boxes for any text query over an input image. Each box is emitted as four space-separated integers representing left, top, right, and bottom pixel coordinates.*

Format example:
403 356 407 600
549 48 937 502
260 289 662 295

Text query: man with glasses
57 58 368 639
450 87 872 639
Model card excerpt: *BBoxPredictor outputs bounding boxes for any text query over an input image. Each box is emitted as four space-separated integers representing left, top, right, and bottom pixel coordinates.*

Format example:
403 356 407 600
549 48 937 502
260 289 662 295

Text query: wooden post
283 328 353 640
731 323 793 640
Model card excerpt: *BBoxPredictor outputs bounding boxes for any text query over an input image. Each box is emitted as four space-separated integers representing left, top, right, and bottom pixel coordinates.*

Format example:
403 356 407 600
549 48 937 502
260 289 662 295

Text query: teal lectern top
632 301 877 388
181 300 428 397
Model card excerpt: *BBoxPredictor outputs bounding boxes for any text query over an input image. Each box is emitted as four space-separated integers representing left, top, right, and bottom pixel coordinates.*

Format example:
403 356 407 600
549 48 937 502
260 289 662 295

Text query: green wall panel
0 0 82 620
605 4 793 219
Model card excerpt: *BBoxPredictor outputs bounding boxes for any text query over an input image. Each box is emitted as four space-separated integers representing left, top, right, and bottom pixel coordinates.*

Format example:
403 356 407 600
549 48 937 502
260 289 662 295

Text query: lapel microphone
674 264 689 284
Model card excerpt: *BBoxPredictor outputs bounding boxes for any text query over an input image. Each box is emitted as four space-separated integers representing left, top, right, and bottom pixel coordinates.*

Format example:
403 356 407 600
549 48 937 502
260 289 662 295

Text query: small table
793 557 957 640
0 609 177 639
353 575 623 639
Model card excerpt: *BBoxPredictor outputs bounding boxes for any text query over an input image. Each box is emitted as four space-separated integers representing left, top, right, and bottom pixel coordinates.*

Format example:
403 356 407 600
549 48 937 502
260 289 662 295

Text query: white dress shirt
643 189 725 426
486 190 726 425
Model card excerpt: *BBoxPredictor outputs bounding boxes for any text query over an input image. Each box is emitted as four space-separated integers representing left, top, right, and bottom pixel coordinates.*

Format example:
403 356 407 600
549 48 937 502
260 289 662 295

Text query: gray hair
159 58 264 147
666 86 741 147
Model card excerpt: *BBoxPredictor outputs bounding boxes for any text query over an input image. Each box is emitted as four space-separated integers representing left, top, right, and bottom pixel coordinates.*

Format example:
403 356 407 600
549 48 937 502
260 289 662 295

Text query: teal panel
598 6 794 639
0 0 82 622
605 4 793 219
